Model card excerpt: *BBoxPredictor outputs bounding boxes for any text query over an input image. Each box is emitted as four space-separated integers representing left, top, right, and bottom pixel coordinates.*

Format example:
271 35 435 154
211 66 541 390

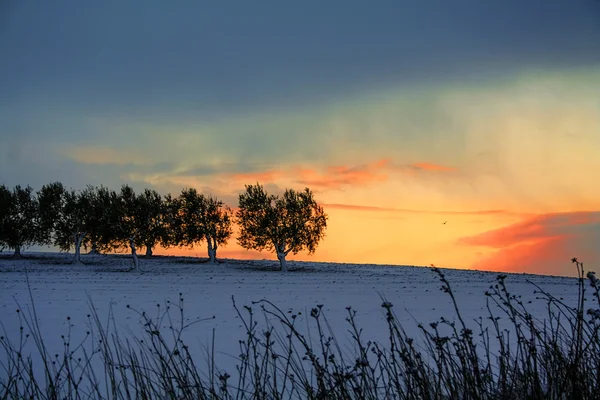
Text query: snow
0 252 581 388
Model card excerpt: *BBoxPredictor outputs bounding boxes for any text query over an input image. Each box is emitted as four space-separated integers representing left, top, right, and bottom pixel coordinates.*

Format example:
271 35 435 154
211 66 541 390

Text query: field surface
0 253 580 380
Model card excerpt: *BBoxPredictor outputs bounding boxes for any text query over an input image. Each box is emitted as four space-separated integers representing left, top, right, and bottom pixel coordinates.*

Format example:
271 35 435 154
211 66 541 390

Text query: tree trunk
145 245 153 257
12 246 21 260
212 239 218 264
73 233 85 265
207 236 217 264
129 237 141 272
277 251 288 273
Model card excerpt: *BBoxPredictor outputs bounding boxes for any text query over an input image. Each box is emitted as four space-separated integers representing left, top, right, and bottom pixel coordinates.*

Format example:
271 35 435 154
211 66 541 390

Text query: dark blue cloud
1 0 599 120
1 0 599 191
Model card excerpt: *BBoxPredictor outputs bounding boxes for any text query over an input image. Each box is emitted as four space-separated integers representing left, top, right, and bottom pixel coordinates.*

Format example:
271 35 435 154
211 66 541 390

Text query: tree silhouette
82 185 119 254
113 184 143 271
236 184 327 272
202 195 234 263
0 185 39 259
0 185 12 252
136 188 169 257
37 181 66 247
176 188 233 263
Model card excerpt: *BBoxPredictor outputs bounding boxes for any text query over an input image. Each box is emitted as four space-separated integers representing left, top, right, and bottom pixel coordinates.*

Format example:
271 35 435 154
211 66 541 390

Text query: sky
1 0 599 276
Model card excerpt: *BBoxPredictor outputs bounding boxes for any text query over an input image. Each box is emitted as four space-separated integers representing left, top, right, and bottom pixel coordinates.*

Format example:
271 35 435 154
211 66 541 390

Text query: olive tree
57 189 94 264
37 181 66 246
236 184 327 272
203 195 234 263
38 182 96 264
82 185 120 254
0 185 13 253
177 188 233 263
0 185 39 259
113 184 143 271
136 188 169 257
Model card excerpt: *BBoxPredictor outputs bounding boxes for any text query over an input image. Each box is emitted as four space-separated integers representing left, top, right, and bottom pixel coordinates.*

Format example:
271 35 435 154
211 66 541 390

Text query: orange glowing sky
2 1 600 276
117 70 599 277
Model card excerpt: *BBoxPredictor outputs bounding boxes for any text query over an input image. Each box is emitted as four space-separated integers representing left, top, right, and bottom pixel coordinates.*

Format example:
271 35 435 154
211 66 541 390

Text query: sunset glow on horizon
1 1 599 276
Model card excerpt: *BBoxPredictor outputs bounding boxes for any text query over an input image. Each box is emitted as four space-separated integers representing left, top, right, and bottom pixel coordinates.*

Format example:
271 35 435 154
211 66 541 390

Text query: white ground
0 252 581 386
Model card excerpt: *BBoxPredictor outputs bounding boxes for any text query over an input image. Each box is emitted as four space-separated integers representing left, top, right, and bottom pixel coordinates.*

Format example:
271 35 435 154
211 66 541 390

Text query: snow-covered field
0 253 581 382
